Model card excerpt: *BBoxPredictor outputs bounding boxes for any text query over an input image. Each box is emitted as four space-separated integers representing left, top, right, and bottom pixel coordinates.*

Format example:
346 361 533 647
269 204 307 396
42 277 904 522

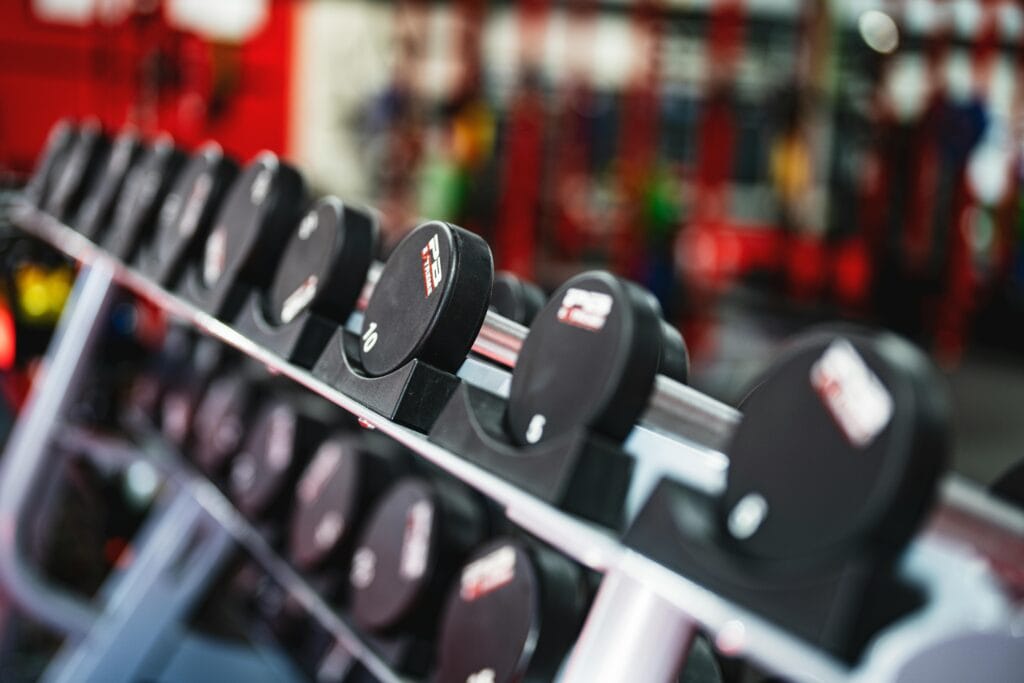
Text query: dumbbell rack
1 197 1023 682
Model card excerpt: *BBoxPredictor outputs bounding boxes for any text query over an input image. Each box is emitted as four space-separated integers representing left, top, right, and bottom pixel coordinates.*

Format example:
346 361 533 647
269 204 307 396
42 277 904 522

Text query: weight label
557 287 613 332
399 500 433 581
810 339 894 448
350 547 376 588
362 322 379 353
421 234 443 297
460 545 516 601
298 443 342 503
179 173 213 237
525 414 546 444
281 274 319 323
250 167 272 205
160 193 182 232
203 227 227 286
467 669 496 683
314 510 344 550
298 211 318 239
728 492 768 539
266 409 295 470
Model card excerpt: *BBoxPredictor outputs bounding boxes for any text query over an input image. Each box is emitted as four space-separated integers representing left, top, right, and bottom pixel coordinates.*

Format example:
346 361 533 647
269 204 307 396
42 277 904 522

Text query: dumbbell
74 127 144 239
433 537 587 683
488 271 546 326
157 338 228 450
137 141 238 285
287 432 403 574
228 396 327 523
506 270 688 446
604 327 952 672
348 476 486 652
190 152 305 316
121 325 196 423
24 118 76 208
358 221 493 377
44 118 110 222
262 197 378 329
103 133 187 260
719 329 948 568
191 373 258 478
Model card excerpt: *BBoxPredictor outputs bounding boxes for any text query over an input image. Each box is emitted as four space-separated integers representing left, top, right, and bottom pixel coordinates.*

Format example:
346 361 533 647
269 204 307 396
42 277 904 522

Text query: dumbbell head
150 142 238 264
349 476 485 634
201 152 305 290
265 197 378 326
288 432 399 571
24 118 77 208
192 374 254 476
359 221 493 377
506 270 688 446
74 127 145 238
489 271 546 326
45 119 110 221
720 328 950 568
229 398 322 518
434 538 587 683
105 134 186 257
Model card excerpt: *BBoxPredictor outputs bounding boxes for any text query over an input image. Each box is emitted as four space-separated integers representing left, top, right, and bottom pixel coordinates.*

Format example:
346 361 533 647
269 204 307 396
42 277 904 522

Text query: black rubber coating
150 142 238 260
721 327 950 569
192 374 253 476
74 128 144 238
506 270 675 446
359 221 493 377
265 197 378 326
434 538 586 683
658 319 690 383
229 400 300 517
349 476 484 633
45 119 110 221
104 134 186 252
489 271 546 326
201 152 306 289
24 119 77 208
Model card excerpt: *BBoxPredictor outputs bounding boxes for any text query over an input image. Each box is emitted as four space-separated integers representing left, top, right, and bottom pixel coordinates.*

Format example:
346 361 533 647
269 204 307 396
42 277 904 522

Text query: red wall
0 0 294 178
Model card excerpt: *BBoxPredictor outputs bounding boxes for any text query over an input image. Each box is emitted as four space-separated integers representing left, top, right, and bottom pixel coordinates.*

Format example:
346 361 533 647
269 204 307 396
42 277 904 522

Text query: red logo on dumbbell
421 234 443 297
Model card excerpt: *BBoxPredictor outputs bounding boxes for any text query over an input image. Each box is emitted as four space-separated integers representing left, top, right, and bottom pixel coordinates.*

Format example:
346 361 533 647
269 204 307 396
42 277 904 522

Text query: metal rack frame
1 200 1022 682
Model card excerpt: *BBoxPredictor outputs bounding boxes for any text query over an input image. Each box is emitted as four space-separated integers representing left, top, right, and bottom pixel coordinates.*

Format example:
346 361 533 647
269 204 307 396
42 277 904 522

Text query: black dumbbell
263 197 378 327
139 141 238 284
720 329 948 567
358 221 493 377
198 152 305 294
74 127 144 239
506 270 688 446
158 339 228 450
192 372 258 477
45 118 110 221
489 271 546 326
228 397 327 521
24 118 77 208
103 133 187 260
287 432 402 573
348 476 486 636
433 538 587 683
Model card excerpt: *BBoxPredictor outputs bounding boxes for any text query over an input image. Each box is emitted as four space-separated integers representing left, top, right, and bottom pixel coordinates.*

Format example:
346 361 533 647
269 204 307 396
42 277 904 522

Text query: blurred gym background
2 0 1024 482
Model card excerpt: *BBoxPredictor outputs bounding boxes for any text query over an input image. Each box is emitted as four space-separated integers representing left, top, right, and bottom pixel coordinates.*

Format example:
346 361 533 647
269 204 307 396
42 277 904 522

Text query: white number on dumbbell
467 669 496 683
362 322 379 353
526 414 546 444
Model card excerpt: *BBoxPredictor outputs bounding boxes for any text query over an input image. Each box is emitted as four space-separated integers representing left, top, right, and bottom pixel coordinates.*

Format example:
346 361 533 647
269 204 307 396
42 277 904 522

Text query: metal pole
560 567 697 683
0 261 116 636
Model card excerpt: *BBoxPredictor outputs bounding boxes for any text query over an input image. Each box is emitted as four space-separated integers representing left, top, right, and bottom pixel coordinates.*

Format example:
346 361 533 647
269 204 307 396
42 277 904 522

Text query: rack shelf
8 199 1024 683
